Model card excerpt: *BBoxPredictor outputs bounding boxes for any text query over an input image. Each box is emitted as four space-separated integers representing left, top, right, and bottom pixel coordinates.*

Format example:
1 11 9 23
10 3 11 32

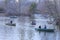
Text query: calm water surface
0 14 60 40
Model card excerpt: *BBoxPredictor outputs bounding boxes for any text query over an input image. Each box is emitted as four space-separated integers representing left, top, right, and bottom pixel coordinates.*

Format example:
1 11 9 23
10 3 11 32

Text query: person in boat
39 26 41 29
44 25 46 29
10 20 13 24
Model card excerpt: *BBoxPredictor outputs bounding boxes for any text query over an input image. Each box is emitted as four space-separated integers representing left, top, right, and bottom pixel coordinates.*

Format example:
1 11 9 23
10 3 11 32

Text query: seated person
10 21 13 24
39 26 41 29
44 25 46 29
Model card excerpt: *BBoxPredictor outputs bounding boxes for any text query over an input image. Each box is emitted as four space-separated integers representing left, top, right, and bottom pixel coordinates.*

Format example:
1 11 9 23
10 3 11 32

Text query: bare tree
5 0 19 16
44 0 60 26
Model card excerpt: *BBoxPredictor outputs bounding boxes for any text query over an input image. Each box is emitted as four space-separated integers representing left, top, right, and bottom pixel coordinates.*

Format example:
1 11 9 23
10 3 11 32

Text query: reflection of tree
29 2 37 25
45 0 60 25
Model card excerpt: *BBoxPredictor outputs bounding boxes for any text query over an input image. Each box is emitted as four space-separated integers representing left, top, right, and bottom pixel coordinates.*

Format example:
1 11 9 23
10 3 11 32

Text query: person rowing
10 20 13 24
44 25 46 29
39 25 41 29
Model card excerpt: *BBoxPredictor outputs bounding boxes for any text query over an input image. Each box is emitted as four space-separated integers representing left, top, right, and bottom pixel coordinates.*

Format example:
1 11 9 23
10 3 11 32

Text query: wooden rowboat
10 16 17 18
6 23 16 26
35 28 54 32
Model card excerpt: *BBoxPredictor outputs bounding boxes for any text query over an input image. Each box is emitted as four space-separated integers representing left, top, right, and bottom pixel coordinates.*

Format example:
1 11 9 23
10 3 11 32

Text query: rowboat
10 16 17 18
6 23 16 26
35 28 54 32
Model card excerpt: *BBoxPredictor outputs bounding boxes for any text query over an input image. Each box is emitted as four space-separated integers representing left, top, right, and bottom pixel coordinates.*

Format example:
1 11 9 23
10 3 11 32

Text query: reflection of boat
6 23 16 26
35 28 54 32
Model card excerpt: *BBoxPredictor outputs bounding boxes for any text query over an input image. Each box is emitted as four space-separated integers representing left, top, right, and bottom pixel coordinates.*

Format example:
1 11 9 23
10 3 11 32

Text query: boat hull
6 23 16 26
35 28 54 32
